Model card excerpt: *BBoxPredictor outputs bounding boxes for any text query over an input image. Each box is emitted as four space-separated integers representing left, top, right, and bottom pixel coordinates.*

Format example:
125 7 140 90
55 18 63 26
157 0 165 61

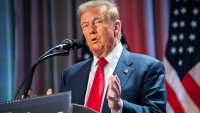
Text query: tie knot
98 57 108 67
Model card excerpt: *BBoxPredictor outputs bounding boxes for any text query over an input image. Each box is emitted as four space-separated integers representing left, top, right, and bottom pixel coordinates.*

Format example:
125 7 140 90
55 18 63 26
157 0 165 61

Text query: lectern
0 91 96 113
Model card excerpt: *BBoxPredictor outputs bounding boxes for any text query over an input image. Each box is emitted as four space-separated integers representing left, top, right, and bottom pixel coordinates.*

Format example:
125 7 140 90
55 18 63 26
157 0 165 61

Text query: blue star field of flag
166 0 200 80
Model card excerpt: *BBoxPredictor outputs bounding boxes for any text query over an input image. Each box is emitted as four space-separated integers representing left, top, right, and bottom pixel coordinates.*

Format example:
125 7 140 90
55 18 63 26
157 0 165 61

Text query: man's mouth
91 38 98 44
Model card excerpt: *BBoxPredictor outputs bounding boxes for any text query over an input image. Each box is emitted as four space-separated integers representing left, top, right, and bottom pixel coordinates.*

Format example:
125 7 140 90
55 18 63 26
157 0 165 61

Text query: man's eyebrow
93 16 103 20
80 16 103 25
81 21 88 26
81 21 88 24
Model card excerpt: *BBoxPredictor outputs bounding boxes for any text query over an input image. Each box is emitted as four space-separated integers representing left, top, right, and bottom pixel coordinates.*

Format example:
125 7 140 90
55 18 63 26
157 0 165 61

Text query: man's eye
94 19 103 25
82 24 88 29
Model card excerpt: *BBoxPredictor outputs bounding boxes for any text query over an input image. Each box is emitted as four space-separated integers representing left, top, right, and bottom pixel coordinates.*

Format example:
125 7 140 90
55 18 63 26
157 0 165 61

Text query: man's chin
90 48 103 56
91 48 100 53
90 45 100 51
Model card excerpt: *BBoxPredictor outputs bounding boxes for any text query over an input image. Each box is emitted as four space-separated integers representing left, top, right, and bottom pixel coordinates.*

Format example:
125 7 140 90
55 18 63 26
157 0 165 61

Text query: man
60 0 166 113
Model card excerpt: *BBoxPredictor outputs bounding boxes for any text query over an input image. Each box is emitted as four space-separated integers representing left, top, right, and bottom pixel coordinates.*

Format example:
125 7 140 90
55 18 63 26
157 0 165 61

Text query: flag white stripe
166 102 175 113
189 62 200 87
164 57 200 113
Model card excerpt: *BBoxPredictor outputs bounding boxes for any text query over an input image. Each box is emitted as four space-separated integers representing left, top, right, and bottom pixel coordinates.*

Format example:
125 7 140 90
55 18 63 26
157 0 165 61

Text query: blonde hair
77 0 120 21
77 0 122 39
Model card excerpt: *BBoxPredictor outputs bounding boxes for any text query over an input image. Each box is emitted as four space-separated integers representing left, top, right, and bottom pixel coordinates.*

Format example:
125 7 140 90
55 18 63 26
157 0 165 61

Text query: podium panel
72 104 97 113
0 92 71 113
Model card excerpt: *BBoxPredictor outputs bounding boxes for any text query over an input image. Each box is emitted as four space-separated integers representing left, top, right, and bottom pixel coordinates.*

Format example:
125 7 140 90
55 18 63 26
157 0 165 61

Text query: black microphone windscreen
73 39 83 49
61 39 83 50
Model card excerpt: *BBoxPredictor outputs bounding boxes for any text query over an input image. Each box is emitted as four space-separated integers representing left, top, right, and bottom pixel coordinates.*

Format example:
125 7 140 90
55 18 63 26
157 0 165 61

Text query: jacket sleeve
122 61 166 113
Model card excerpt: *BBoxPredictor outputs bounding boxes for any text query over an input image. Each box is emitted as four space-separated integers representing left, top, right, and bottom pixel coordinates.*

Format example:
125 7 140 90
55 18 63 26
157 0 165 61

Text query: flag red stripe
182 73 200 109
166 80 185 113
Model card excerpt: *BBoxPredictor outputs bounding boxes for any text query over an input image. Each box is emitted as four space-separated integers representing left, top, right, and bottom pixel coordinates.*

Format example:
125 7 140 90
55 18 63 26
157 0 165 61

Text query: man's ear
114 20 121 37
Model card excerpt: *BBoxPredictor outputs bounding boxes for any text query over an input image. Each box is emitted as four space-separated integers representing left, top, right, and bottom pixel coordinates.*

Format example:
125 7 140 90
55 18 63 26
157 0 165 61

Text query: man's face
80 7 119 58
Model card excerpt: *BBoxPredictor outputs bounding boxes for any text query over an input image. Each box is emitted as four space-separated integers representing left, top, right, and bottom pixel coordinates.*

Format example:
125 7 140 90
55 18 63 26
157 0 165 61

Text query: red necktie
86 57 108 113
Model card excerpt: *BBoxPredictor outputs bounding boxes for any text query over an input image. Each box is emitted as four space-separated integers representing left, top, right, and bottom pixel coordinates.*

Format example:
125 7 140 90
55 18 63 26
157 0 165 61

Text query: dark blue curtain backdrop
0 0 170 102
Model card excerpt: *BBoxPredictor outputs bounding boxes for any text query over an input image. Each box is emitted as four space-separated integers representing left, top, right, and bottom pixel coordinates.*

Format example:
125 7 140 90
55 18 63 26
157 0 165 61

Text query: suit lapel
113 49 134 90
72 59 93 105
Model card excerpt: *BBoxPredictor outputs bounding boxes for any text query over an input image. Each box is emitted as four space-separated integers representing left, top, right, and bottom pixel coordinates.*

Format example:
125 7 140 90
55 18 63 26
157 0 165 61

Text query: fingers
28 90 36 97
21 90 35 99
107 94 118 101
107 75 122 112
46 88 53 95
21 88 53 99
21 95 24 99
108 75 121 97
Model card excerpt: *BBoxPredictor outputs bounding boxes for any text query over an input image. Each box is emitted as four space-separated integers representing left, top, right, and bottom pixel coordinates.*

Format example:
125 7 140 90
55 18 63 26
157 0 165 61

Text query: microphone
15 38 83 99
55 39 83 51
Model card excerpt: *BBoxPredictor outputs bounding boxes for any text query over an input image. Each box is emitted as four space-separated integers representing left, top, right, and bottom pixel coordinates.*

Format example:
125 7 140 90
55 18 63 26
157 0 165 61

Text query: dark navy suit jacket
60 49 166 113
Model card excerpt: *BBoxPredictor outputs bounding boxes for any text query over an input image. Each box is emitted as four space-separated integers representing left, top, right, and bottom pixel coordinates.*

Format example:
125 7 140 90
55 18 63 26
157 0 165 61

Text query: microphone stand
14 47 69 99
14 38 83 99
23 51 69 98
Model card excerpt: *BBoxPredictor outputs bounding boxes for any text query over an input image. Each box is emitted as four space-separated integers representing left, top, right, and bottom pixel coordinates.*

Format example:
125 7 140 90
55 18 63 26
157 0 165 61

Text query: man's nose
88 24 96 34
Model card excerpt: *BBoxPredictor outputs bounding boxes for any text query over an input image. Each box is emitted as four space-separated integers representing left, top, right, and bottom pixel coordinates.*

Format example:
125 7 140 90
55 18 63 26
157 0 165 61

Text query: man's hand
46 88 53 95
107 75 122 113
21 88 53 98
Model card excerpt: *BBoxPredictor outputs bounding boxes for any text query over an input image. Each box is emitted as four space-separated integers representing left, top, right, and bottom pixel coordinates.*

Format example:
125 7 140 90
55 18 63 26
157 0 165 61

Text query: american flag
164 0 200 113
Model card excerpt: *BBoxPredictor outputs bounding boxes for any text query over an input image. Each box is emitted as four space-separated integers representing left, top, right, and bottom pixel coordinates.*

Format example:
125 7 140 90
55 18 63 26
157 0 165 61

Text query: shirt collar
93 42 123 67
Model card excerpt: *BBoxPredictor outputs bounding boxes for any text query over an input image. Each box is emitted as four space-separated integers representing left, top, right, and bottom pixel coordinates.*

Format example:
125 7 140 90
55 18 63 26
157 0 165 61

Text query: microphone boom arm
23 51 69 98
14 38 82 99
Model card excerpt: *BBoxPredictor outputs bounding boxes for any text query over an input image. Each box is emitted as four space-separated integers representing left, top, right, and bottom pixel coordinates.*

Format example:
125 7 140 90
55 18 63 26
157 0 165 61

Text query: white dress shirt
84 42 123 112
